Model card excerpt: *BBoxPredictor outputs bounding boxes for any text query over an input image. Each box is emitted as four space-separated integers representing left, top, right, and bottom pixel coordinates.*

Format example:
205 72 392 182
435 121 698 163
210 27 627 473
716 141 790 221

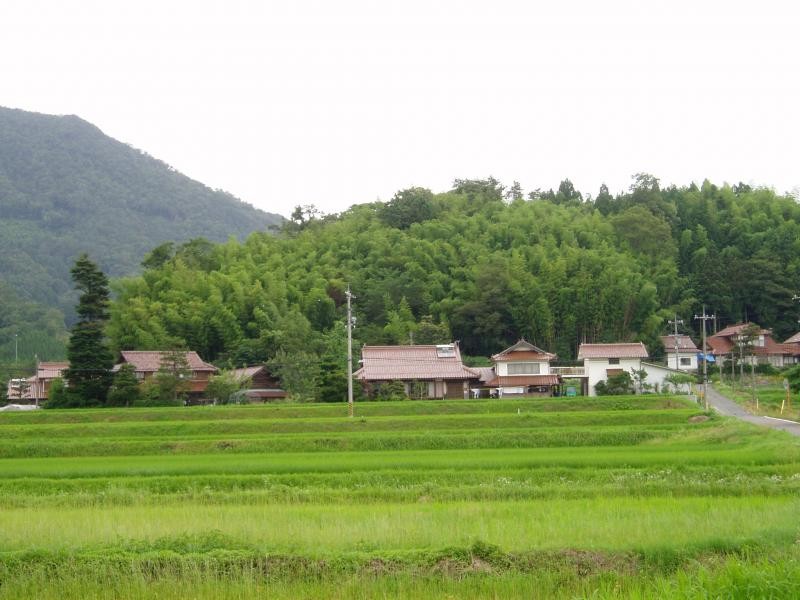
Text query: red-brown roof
577 343 648 359
491 339 556 362
660 335 698 352
231 366 265 380
118 351 217 373
707 323 788 356
484 375 560 387
36 362 69 379
355 344 478 381
707 336 733 355
781 343 800 356
714 323 770 338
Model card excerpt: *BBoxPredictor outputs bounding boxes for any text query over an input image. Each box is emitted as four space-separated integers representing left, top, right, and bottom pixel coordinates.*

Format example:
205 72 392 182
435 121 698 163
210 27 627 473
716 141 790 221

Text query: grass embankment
1 396 799 598
715 378 799 421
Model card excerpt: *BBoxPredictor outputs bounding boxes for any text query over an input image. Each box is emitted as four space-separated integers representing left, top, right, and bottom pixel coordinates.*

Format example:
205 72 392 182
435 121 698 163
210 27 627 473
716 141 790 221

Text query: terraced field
1 396 799 598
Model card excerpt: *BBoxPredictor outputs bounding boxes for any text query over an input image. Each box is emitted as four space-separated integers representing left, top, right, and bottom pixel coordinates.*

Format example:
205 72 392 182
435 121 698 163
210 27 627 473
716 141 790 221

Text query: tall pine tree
64 254 113 406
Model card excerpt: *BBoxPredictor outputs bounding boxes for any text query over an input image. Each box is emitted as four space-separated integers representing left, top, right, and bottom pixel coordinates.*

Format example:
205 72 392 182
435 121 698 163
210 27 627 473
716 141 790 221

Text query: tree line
7 173 797 405
96 174 799 401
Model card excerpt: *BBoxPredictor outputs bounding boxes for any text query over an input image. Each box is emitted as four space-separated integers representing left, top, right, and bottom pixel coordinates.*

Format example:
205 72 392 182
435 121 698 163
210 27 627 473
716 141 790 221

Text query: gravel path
705 385 800 437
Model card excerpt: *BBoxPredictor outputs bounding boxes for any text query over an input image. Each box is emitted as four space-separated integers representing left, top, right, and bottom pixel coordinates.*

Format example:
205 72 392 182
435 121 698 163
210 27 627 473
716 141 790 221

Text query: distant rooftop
355 344 478 381
578 343 648 360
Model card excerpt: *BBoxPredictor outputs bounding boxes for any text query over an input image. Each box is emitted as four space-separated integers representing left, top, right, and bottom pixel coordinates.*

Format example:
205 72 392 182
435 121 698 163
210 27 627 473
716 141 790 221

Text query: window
507 362 540 375
680 357 691 366
608 358 620 365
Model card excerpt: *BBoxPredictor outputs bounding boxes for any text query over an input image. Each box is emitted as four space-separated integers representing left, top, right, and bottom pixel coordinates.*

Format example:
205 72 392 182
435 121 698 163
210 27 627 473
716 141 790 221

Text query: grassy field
1 396 799 598
715 378 799 421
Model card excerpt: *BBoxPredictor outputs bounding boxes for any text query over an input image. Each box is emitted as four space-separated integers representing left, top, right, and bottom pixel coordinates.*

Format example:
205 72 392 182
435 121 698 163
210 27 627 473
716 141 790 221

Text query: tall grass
1 497 797 554
1 395 798 597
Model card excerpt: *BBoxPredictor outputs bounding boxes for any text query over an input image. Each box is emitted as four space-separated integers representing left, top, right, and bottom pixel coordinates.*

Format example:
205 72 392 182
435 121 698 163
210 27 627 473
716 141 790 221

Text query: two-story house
707 323 790 368
578 343 649 396
660 335 699 371
481 339 561 396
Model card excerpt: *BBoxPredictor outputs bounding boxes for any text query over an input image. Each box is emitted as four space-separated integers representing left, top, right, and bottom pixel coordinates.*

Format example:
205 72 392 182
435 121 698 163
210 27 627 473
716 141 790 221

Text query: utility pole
14 333 18 363
694 306 715 410
668 314 684 370
34 354 39 408
346 285 355 418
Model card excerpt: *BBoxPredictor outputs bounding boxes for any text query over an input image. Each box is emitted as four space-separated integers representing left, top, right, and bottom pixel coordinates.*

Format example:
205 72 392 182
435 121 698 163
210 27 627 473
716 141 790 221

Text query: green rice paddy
1 396 799 598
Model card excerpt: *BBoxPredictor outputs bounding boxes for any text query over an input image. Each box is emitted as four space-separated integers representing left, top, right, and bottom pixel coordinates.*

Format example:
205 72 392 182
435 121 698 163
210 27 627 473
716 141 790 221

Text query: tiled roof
577 343 648 359
714 323 770 338
707 336 733 355
707 325 788 357
231 366 265 380
36 362 69 379
781 343 800 356
785 332 800 345
484 374 560 387
118 351 217 372
754 336 788 355
491 339 556 362
660 335 698 352
355 344 478 381
472 367 497 384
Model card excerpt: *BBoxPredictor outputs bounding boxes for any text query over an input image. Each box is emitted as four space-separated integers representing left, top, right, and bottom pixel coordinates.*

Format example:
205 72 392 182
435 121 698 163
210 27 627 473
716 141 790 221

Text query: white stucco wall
585 358 642 396
642 363 691 393
666 351 698 371
495 360 550 376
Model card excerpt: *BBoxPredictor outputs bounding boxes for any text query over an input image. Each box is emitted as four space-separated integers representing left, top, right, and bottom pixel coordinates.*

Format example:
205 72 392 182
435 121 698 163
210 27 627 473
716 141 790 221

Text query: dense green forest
107 175 800 399
0 107 283 327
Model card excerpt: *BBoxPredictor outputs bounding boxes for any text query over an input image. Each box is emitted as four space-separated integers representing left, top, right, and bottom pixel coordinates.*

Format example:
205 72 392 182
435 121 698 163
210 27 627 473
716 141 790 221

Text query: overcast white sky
3 0 799 217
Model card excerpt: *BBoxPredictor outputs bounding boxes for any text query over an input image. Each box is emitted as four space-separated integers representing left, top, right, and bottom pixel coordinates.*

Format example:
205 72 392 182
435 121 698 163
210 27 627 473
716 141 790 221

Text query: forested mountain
109 176 800 398
0 106 283 361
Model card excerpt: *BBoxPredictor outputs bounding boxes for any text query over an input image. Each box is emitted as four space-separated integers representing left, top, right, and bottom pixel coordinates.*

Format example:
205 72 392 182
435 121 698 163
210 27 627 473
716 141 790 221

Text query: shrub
595 372 634 396
133 380 183 407
107 364 141 407
45 377 71 408
374 380 407 401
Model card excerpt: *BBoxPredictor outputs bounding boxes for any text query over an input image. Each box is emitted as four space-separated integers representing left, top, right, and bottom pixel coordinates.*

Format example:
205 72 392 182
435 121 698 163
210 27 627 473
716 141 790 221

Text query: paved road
704 385 800 437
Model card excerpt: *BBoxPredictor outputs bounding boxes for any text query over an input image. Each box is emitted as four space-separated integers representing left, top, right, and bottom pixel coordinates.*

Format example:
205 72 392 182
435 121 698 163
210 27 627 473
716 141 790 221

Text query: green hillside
109 177 800 388
0 106 283 322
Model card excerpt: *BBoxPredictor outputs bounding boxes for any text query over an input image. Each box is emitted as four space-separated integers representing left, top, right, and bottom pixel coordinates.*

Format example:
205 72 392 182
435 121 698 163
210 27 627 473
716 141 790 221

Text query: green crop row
2 542 799 599
1 396 797 598
0 396 695 425
2 436 795 479
1 496 797 554
0 408 704 440
0 426 701 459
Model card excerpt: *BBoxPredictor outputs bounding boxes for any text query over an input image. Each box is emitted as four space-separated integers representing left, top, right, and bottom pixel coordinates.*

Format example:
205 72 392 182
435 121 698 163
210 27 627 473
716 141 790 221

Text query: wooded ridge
0 107 283 362
106 175 800 400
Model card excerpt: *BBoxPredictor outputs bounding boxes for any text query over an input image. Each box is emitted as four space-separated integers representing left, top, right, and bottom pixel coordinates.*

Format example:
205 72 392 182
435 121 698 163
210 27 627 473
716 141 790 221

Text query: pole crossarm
668 314 684 369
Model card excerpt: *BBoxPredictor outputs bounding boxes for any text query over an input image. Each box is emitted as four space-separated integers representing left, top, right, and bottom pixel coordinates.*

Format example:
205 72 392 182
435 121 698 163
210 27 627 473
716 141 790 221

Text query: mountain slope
0 106 283 319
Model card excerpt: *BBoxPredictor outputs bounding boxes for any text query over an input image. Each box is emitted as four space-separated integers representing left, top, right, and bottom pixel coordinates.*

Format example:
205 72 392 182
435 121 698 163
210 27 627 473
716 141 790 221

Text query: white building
577 343 649 397
641 362 693 394
483 339 560 396
660 335 699 371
